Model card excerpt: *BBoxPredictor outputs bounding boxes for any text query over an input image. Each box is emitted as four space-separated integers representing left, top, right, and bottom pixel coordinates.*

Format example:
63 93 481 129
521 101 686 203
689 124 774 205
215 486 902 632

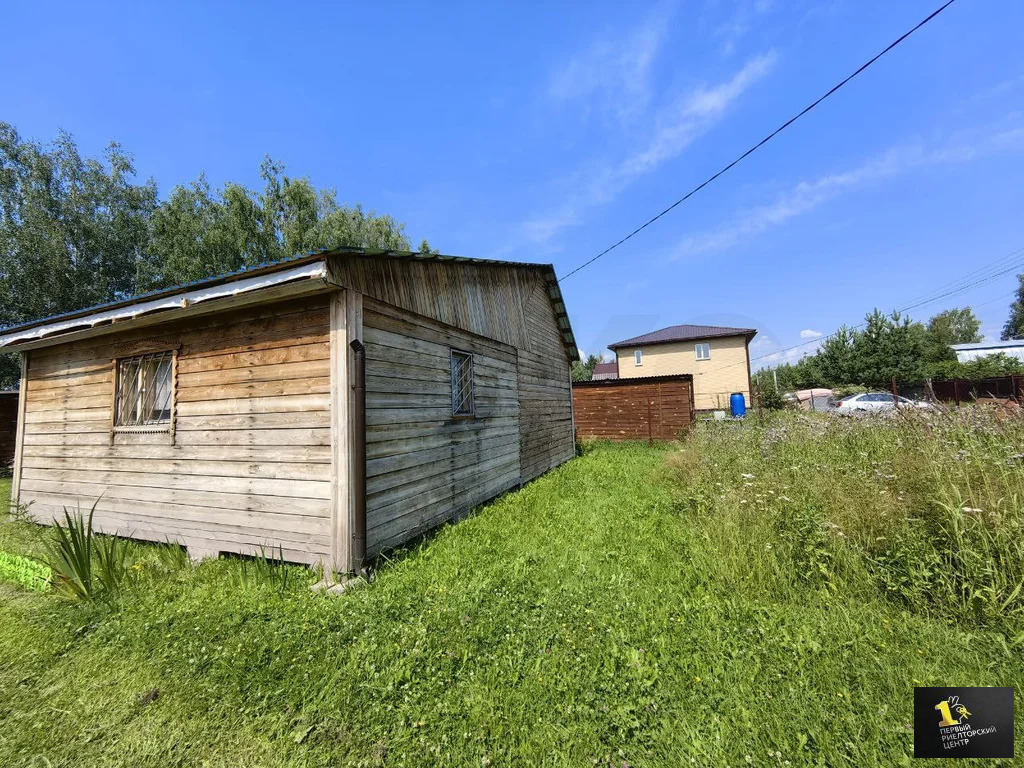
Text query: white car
833 392 933 413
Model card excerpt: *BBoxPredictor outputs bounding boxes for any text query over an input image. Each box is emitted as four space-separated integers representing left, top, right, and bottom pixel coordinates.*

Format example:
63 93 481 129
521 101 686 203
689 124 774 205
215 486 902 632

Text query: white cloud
672 122 1024 258
799 329 823 339
548 6 670 123
714 0 775 57
618 53 776 178
526 52 777 244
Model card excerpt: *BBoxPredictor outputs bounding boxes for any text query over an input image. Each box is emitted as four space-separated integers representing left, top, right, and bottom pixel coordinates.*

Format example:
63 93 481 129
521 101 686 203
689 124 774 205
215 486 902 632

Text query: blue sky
3 1 1022 366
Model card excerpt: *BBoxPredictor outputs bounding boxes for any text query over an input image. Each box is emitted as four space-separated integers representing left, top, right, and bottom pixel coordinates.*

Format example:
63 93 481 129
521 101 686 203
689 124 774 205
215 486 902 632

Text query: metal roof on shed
0 246 579 360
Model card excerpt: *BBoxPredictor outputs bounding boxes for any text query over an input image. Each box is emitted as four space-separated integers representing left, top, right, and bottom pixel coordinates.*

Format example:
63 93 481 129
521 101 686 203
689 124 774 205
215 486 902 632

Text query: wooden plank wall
331 253 575 490
572 376 695 441
362 296 521 555
518 280 575 481
329 257 537 352
16 295 333 564
0 392 18 467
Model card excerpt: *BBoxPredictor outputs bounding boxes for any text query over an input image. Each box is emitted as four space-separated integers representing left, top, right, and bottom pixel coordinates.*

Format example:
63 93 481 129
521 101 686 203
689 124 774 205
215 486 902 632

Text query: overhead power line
560 0 959 283
674 245 1024 379
897 246 1024 309
749 255 1023 365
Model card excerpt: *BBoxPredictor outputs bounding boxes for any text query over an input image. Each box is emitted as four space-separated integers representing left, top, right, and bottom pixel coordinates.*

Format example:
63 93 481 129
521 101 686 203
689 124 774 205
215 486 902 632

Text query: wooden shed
0 248 578 573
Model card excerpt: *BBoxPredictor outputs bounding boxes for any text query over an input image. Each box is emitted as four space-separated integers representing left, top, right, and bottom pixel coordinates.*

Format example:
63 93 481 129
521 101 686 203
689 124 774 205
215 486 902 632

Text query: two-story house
607 324 756 412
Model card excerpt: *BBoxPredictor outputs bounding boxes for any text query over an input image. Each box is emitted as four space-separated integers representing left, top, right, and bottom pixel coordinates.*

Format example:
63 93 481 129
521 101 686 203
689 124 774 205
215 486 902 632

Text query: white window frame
695 342 711 361
450 349 475 417
634 349 643 366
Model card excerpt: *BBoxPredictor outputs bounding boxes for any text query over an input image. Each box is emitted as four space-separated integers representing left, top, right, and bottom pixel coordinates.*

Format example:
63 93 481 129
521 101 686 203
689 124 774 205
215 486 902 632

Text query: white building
951 339 1024 363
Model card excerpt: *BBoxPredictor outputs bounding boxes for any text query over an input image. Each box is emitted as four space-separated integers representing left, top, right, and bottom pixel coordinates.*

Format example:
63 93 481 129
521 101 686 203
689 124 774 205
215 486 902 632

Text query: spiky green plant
45 503 98 600
44 500 133 601
227 545 296 594
153 540 191 572
94 530 131 597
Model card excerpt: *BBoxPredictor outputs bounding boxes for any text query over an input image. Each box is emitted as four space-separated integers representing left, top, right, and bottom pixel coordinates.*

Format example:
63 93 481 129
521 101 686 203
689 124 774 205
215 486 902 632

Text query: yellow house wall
614 335 751 411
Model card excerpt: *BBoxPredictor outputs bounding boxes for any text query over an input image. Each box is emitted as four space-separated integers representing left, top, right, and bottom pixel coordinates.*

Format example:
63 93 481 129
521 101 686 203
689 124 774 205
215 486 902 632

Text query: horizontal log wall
572 376 694 441
362 297 521 555
0 392 17 467
17 295 332 564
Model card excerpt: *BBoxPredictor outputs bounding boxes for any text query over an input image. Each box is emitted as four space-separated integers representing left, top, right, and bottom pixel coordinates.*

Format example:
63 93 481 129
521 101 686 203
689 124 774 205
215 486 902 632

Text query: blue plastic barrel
730 392 746 418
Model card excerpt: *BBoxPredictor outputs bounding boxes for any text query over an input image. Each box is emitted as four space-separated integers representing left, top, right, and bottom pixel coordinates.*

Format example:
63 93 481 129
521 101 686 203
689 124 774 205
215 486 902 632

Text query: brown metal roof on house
608 324 756 349
591 361 619 377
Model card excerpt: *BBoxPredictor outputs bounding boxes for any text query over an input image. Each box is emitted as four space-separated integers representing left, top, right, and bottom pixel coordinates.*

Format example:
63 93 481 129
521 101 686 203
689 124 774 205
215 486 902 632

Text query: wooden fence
572 375 695 442
0 391 18 468
930 375 1023 405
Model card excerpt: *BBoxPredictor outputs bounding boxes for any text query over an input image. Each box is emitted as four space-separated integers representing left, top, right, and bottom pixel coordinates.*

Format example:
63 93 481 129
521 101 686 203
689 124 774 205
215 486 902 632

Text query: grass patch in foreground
0 437 1021 766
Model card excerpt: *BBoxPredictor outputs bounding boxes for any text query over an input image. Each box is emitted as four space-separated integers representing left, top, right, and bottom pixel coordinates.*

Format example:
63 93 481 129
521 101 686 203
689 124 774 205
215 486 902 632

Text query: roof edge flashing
0 260 327 349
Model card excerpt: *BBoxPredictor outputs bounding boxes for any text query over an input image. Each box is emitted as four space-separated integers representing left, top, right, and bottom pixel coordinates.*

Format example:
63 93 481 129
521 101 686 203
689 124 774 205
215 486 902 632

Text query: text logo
914 687 1014 759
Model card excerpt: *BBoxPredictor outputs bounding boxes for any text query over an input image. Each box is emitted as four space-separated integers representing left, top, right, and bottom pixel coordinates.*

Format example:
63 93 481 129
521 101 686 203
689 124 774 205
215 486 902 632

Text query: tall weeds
668 408 1024 629
227 545 298 594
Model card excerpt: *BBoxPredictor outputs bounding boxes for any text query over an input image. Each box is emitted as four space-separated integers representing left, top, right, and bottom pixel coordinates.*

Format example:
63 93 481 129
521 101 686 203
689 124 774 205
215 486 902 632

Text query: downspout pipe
349 339 368 577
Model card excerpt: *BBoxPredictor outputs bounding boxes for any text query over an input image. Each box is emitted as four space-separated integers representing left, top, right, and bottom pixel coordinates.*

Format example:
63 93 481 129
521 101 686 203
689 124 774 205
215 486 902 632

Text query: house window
634 349 643 366
450 350 474 416
115 351 173 428
695 343 711 361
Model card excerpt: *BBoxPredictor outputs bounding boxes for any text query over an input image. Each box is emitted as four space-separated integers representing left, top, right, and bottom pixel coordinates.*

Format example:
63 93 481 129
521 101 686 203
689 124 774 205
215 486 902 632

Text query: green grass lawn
0 415 1021 767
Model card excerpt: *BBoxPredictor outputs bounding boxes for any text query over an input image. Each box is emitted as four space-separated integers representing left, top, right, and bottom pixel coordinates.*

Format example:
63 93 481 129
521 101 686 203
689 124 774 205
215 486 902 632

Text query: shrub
758 380 787 411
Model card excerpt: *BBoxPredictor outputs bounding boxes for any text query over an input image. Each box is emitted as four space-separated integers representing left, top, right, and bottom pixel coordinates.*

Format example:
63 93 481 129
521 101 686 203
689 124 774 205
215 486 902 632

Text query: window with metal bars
450 350 474 417
115 351 173 428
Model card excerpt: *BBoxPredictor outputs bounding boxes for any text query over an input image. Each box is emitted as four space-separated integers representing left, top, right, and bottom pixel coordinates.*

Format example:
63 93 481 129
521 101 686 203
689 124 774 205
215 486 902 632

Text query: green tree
571 353 603 382
927 352 1024 380
1002 274 1024 340
0 124 426 389
851 309 927 386
770 356 824 391
141 158 411 289
815 326 856 385
924 307 981 362
0 123 158 386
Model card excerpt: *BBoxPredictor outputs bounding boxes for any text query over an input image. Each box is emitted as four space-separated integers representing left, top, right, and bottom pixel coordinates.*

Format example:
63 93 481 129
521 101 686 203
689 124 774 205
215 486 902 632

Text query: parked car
832 392 933 413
